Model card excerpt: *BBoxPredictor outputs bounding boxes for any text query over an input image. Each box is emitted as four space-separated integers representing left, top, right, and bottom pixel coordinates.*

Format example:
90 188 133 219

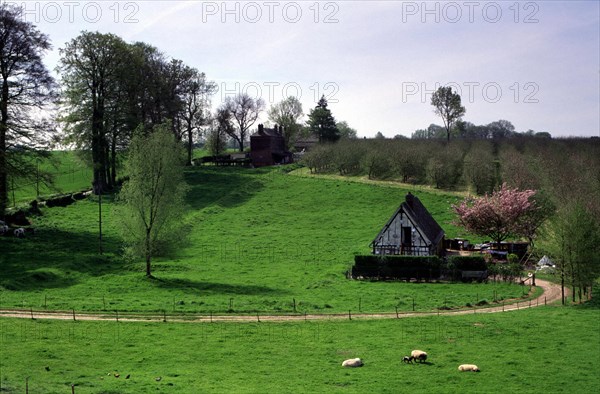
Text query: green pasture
8 151 92 205
0 306 598 393
1 166 517 314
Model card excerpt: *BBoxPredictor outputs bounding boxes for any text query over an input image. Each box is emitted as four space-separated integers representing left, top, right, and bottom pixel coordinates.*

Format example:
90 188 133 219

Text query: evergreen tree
307 95 339 143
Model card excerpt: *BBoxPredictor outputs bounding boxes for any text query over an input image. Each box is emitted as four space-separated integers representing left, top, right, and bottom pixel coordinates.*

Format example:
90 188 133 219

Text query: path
0 279 565 324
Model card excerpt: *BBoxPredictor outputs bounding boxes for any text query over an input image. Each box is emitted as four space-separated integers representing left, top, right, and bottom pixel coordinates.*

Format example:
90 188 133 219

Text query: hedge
352 255 442 280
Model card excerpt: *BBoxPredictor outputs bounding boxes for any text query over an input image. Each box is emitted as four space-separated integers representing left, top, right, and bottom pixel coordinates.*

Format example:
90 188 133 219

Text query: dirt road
0 279 565 324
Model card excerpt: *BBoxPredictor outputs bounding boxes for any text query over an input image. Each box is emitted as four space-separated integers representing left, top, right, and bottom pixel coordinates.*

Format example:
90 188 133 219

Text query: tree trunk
187 126 193 165
0 76 9 217
145 229 152 277
561 270 565 305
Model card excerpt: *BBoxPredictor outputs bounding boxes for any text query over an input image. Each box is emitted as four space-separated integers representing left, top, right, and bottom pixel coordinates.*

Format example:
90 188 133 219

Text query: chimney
258 124 264 135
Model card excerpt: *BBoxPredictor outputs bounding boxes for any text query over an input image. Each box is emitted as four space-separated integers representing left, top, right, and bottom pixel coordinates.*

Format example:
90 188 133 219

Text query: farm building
370 193 445 256
250 124 292 167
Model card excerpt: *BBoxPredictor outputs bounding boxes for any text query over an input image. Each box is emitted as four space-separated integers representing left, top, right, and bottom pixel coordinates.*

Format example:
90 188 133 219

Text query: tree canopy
431 86 466 142
117 123 188 277
307 95 339 143
453 184 546 246
0 4 57 216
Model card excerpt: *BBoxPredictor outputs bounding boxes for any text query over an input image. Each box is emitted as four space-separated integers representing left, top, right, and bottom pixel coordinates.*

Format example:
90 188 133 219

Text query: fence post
412 298 415 312
72 309 76 321
30 308 34 320
348 310 352 320
395 307 399 319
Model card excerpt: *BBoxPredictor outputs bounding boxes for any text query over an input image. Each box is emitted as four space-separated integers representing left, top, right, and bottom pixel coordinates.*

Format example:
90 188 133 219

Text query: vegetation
268 96 304 150
307 95 340 143
1 166 529 314
430 86 466 142
452 184 547 247
117 124 189 277
0 305 598 393
0 4 57 217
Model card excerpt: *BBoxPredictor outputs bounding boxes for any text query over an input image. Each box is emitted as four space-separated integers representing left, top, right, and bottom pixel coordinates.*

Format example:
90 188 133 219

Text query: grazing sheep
13 228 25 238
342 358 364 368
402 356 414 363
411 350 428 363
0 224 8 235
458 364 480 372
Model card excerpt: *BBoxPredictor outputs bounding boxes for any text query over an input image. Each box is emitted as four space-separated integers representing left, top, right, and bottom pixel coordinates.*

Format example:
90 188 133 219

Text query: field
1 166 522 314
8 151 92 206
1 305 598 393
1 164 599 393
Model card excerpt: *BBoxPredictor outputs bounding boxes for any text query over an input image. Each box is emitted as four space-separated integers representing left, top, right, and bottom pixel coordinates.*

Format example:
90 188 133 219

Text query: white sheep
458 364 480 372
13 228 25 238
0 224 8 235
411 350 428 363
341 358 363 368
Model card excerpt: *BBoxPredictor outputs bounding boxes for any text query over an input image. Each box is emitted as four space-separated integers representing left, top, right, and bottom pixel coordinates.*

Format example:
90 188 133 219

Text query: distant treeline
302 137 600 220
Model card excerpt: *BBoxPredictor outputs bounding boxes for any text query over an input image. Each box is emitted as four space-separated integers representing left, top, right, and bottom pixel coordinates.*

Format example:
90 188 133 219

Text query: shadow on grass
184 167 265 210
0 228 123 291
152 277 290 296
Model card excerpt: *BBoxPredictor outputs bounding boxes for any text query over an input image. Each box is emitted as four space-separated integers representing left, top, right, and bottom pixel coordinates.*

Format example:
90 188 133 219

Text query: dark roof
371 193 444 246
403 193 444 245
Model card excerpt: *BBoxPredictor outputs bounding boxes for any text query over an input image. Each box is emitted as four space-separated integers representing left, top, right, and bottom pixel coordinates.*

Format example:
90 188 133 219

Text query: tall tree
58 31 128 193
118 123 188 278
267 96 303 150
453 183 546 248
0 4 57 216
431 86 466 142
178 69 217 164
307 95 339 143
219 93 264 152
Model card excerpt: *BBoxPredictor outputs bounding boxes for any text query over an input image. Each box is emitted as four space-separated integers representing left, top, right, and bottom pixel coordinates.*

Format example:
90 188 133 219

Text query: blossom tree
453 184 546 248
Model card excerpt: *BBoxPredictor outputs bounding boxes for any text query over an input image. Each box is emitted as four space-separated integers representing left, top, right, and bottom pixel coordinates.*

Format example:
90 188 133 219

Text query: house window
402 226 412 246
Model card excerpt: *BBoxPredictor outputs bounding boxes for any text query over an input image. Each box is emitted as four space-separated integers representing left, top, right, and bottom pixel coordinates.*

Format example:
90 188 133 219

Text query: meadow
0 305 598 393
8 151 92 206
1 166 525 315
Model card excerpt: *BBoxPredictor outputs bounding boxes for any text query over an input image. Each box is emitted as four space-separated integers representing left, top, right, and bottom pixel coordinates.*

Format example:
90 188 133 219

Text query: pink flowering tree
453 184 546 248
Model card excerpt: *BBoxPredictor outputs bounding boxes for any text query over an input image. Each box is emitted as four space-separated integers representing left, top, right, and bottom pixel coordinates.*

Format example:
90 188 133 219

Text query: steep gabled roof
371 193 444 246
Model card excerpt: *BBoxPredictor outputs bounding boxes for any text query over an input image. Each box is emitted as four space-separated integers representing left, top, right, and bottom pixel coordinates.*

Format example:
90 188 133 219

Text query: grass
1 166 519 314
8 151 93 205
0 305 598 393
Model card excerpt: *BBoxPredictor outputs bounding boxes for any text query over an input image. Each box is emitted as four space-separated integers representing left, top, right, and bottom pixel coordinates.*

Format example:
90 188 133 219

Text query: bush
352 255 442 281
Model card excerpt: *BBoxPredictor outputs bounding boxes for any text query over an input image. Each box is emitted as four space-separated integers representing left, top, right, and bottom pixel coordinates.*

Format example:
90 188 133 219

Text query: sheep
411 350 428 363
341 358 364 368
402 356 414 364
13 228 25 238
0 224 8 235
458 364 480 372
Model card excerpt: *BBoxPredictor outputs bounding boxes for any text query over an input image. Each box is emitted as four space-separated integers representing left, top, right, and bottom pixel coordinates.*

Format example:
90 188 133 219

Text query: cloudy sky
13 0 600 138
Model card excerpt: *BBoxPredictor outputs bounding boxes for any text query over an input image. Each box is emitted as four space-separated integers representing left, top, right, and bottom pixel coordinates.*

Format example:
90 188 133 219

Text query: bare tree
219 93 265 152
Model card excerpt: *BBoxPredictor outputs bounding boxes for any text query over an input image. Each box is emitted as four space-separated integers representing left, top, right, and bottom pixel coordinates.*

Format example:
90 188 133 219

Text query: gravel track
0 279 565 324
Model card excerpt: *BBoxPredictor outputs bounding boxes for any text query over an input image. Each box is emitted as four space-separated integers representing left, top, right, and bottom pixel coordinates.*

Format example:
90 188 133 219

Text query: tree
0 4 57 216
268 96 303 150
539 204 600 304
117 123 188 278
374 131 386 139
205 115 229 156
337 121 358 139
58 31 129 193
219 93 264 151
178 69 217 164
307 95 339 142
452 183 544 248
431 87 466 142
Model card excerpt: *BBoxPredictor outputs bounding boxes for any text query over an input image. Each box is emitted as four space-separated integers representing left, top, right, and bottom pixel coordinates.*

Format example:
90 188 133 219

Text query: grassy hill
1 165 599 393
2 166 507 314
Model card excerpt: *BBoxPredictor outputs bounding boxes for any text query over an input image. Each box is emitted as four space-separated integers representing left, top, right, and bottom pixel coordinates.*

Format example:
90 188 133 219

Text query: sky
8 0 600 138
